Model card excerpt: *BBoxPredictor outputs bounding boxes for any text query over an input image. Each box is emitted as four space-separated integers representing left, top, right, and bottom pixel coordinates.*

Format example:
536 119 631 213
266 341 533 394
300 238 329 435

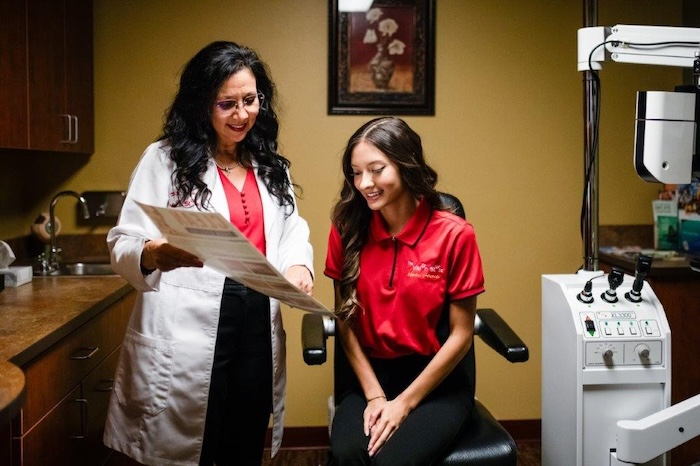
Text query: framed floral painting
328 0 436 115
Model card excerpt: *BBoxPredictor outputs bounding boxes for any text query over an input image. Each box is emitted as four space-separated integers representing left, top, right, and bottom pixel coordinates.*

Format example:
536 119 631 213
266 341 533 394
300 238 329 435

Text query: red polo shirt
325 199 484 358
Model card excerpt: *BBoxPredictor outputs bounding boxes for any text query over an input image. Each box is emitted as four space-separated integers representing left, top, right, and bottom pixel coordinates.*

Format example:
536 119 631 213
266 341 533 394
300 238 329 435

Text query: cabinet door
0 423 13 466
0 0 93 153
64 0 94 153
0 0 29 149
26 0 68 152
14 0 94 153
82 347 120 466
14 385 83 466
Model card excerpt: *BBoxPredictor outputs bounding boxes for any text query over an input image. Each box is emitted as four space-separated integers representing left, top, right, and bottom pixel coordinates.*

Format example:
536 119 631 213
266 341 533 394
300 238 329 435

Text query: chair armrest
302 309 529 364
302 314 336 365
475 308 529 363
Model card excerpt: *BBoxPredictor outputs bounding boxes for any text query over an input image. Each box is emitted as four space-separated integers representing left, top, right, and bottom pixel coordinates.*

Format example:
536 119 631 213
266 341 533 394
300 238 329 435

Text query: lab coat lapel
255 166 278 248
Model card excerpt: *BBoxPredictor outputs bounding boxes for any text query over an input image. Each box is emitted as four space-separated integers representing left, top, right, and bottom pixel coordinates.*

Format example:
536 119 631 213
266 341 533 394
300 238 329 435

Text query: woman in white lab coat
103 41 314 466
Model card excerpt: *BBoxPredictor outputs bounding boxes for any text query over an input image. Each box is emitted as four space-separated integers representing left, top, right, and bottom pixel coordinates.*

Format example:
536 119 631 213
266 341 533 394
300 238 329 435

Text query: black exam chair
302 193 529 465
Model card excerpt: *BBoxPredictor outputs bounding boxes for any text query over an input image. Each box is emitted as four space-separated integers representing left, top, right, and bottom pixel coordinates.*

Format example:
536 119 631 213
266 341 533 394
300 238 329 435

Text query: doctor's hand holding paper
139 237 313 294
139 238 203 273
104 41 314 466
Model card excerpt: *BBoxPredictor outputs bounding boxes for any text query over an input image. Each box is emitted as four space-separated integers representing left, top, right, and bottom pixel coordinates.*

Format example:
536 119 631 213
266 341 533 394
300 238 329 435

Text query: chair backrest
334 193 476 406
435 193 476 403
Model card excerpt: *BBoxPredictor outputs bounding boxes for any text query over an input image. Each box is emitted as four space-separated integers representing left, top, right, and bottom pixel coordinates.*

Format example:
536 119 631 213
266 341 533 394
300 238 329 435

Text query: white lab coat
103 141 313 465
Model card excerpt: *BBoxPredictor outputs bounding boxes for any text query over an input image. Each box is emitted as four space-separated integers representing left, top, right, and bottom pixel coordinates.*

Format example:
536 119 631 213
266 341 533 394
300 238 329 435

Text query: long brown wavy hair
331 117 444 322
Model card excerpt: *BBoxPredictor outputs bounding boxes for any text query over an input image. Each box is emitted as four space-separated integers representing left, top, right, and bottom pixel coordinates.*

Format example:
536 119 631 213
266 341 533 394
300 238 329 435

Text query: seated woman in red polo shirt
325 117 485 465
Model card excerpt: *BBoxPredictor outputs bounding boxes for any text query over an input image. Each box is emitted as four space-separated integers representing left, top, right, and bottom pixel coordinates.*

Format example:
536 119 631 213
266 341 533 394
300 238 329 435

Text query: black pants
199 278 272 466
329 355 472 466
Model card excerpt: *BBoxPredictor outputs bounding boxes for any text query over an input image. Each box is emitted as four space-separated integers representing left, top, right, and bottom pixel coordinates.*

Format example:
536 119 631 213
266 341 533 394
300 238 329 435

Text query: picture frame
328 0 436 115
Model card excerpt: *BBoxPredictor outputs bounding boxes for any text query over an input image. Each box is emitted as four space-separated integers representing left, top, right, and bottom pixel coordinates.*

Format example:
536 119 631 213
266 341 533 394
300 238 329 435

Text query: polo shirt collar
370 198 431 245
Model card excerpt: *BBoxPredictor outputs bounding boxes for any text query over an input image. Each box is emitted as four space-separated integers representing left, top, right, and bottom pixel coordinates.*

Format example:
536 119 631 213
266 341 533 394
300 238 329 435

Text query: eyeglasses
214 92 264 115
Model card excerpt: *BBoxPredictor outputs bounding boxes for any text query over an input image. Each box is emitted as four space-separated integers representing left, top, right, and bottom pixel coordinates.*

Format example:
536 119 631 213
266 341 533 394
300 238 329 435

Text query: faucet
37 191 90 273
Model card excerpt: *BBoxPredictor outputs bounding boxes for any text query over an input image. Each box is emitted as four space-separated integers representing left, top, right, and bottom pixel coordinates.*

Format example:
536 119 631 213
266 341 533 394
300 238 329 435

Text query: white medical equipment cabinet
542 269 672 465
540 21 700 465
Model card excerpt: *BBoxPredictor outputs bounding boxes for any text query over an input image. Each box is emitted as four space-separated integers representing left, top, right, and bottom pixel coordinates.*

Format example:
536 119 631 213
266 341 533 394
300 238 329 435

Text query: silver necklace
215 161 239 174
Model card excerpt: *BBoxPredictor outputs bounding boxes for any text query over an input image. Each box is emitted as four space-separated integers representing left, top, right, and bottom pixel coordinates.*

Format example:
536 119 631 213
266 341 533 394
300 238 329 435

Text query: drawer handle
71 115 79 144
69 398 88 439
70 346 99 360
95 379 114 392
59 114 79 144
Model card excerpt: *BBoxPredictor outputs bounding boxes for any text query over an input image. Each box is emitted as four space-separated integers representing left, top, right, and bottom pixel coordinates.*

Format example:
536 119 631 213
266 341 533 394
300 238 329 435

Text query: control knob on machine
603 348 614 365
625 254 653 303
635 344 650 360
602 268 625 303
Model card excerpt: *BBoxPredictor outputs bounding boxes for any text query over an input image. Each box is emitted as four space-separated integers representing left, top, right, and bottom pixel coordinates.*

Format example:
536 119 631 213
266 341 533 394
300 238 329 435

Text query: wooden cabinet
0 0 94 153
0 423 12 466
10 290 134 466
644 275 700 466
0 0 28 150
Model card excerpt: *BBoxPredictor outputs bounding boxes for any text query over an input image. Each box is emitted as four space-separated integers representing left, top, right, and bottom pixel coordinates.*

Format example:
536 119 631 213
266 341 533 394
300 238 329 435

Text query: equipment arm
579 24 700 72
614 393 700 464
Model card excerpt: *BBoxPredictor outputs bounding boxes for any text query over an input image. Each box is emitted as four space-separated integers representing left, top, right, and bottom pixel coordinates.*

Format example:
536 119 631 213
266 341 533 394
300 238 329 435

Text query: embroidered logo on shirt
168 190 196 208
406 260 444 280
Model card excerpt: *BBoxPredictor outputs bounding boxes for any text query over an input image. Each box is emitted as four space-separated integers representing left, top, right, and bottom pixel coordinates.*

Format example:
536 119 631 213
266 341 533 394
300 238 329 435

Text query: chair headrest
438 192 466 219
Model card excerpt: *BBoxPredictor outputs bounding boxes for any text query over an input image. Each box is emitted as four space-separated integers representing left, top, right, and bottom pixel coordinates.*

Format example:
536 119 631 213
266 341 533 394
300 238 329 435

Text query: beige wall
0 0 684 426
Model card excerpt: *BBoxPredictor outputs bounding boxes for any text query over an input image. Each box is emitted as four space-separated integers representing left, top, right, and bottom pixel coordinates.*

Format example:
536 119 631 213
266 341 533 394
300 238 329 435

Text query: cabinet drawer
14 385 82 466
17 295 131 434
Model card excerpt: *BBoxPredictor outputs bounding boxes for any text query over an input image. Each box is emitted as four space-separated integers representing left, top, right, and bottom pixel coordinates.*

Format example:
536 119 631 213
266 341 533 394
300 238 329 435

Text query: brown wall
0 0 685 426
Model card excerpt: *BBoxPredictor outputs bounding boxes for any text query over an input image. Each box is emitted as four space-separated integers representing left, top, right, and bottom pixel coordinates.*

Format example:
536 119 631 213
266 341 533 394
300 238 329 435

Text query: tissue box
1 266 33 287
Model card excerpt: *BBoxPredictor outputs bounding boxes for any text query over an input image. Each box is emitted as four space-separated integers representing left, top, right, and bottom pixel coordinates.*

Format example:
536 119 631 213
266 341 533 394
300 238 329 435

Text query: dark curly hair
331 117 444 321
160 41 295 212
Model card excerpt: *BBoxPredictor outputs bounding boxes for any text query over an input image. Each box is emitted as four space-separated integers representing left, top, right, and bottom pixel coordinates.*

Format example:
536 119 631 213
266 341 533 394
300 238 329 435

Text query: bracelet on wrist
366 395 386 403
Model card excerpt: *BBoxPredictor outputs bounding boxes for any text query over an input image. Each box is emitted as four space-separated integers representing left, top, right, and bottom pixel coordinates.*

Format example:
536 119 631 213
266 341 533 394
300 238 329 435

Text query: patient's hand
366 397 411 457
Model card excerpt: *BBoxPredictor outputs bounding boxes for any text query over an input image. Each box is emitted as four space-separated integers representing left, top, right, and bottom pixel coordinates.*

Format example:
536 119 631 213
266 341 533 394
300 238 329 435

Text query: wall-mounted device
77 191 125 226
634 91 697 184
578 24 700 184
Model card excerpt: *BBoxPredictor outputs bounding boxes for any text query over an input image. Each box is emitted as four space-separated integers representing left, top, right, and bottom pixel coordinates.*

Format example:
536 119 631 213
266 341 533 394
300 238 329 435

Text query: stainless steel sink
44 262 116 276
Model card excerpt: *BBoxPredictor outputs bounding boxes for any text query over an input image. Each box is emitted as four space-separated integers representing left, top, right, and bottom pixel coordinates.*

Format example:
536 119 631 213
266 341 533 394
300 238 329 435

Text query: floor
262 440 542 465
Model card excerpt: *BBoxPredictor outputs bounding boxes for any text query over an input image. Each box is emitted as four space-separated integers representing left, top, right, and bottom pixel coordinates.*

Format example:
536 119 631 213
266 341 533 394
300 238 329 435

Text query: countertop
599 251 699 279
0 275 132 426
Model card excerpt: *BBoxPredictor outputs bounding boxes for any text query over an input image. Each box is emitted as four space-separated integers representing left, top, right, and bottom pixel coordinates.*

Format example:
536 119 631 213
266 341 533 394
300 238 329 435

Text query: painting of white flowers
328 0 435 115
